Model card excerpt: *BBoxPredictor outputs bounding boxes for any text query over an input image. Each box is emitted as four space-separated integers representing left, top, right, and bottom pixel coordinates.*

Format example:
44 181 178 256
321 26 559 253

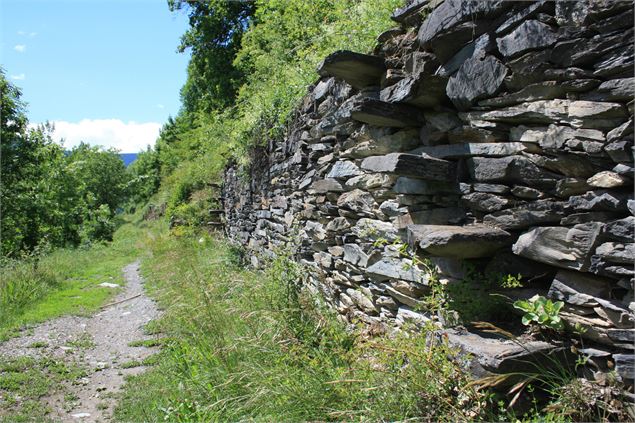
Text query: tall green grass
114 231 488 422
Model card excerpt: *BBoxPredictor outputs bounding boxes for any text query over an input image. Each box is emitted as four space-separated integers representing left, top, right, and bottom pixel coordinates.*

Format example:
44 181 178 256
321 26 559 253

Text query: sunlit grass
114 230 488 422
0 216 153 340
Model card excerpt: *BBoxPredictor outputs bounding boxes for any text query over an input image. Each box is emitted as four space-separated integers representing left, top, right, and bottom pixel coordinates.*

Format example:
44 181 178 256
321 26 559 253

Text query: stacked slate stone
223 0 634 383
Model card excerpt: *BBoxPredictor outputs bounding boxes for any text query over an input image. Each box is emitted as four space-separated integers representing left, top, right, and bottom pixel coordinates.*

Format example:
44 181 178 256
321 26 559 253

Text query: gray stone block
362 153 455 182
408 224 513 258
446 55 508 110
366 258 426 284
496 20 557 58
484 200 566 230
317 50 385 89
512 223 603 271
547 270 612 307
350 98 422 128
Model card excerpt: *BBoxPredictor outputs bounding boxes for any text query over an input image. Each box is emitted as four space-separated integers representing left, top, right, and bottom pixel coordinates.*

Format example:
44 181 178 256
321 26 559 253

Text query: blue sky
1 0 191 152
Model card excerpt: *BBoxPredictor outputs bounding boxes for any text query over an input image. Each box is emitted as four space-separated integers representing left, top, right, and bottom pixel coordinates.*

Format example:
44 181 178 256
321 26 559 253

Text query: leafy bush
234 0 402 144
79 204 116 243
125 146 161 208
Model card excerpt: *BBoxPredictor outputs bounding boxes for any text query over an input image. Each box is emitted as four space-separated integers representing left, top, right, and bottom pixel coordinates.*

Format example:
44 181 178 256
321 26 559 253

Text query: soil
0 261 160 422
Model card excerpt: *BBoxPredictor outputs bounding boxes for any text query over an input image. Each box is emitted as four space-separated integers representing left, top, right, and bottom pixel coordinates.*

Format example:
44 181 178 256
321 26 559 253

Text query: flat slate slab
391 0 430 25
512 223 603 272
407 224 513 258
441 329 568 378
317 50 385 89
380 73 449 109
361 153 456 181
446 54 508 110
310 178 343 193
496 20 557 58
350 98 422 128
483 200 566 230
418 0 510 61
366 257 427 284
418 142 531 159
547 269 612 308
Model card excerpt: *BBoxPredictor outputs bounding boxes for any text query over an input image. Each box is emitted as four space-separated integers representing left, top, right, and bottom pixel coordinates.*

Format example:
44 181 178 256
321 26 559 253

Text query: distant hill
120 153 138 167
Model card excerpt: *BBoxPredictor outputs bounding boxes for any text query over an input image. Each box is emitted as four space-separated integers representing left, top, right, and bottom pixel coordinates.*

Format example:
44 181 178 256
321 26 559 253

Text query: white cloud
11 73 25 80
156 104 165 109
14 44 26 52
42 119 162 153
17 31 37 37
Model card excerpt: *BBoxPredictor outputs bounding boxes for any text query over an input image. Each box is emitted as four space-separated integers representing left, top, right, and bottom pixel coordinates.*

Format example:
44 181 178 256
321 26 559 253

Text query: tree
66 143 129 214
1 70 132 255
126 146 161 207
169 0 255 114
1 70 70 254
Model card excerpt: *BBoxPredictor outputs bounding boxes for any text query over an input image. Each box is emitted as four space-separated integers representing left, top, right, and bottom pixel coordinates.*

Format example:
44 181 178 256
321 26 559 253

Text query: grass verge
0 216 160 422
114 230 490 422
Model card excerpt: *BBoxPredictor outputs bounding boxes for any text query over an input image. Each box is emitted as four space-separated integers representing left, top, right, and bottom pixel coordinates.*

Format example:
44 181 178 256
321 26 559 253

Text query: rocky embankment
223 0 634 387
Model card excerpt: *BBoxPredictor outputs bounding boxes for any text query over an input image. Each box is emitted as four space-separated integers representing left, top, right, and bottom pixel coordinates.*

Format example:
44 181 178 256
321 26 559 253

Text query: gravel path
0 261 160 422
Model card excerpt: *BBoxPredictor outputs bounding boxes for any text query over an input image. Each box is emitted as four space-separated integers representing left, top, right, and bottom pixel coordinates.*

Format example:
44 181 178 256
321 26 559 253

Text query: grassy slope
0 217 148 341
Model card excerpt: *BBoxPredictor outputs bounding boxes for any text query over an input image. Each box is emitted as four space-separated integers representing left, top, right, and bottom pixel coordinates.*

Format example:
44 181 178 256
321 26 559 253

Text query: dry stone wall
223 0 634 382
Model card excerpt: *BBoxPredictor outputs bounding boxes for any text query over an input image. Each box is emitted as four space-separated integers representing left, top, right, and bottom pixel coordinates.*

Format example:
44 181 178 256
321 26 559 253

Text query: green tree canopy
169 0 255 114
67 143 129 213
1 70 132 256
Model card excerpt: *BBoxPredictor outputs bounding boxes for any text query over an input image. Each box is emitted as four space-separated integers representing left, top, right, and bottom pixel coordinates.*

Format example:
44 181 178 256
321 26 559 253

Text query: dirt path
0 261 160 422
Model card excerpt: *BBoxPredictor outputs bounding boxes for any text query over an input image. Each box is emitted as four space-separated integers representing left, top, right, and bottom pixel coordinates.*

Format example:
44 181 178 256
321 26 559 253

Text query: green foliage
500 273 524 289
125 147 161 208
1 120 72 254
146 1 400 228
66 143 129 213
79 204 116 243
0 71 131 256
234 0 401 143
514 296 564 331
169 0 255 114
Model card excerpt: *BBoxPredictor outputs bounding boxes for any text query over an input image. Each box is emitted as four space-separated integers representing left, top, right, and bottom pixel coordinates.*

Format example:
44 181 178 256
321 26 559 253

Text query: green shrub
80 204 116 244
514 296 564 331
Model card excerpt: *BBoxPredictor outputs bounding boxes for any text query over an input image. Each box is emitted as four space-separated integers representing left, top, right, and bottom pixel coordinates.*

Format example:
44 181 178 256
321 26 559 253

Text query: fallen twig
100 293 142 309
324 379 366 385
